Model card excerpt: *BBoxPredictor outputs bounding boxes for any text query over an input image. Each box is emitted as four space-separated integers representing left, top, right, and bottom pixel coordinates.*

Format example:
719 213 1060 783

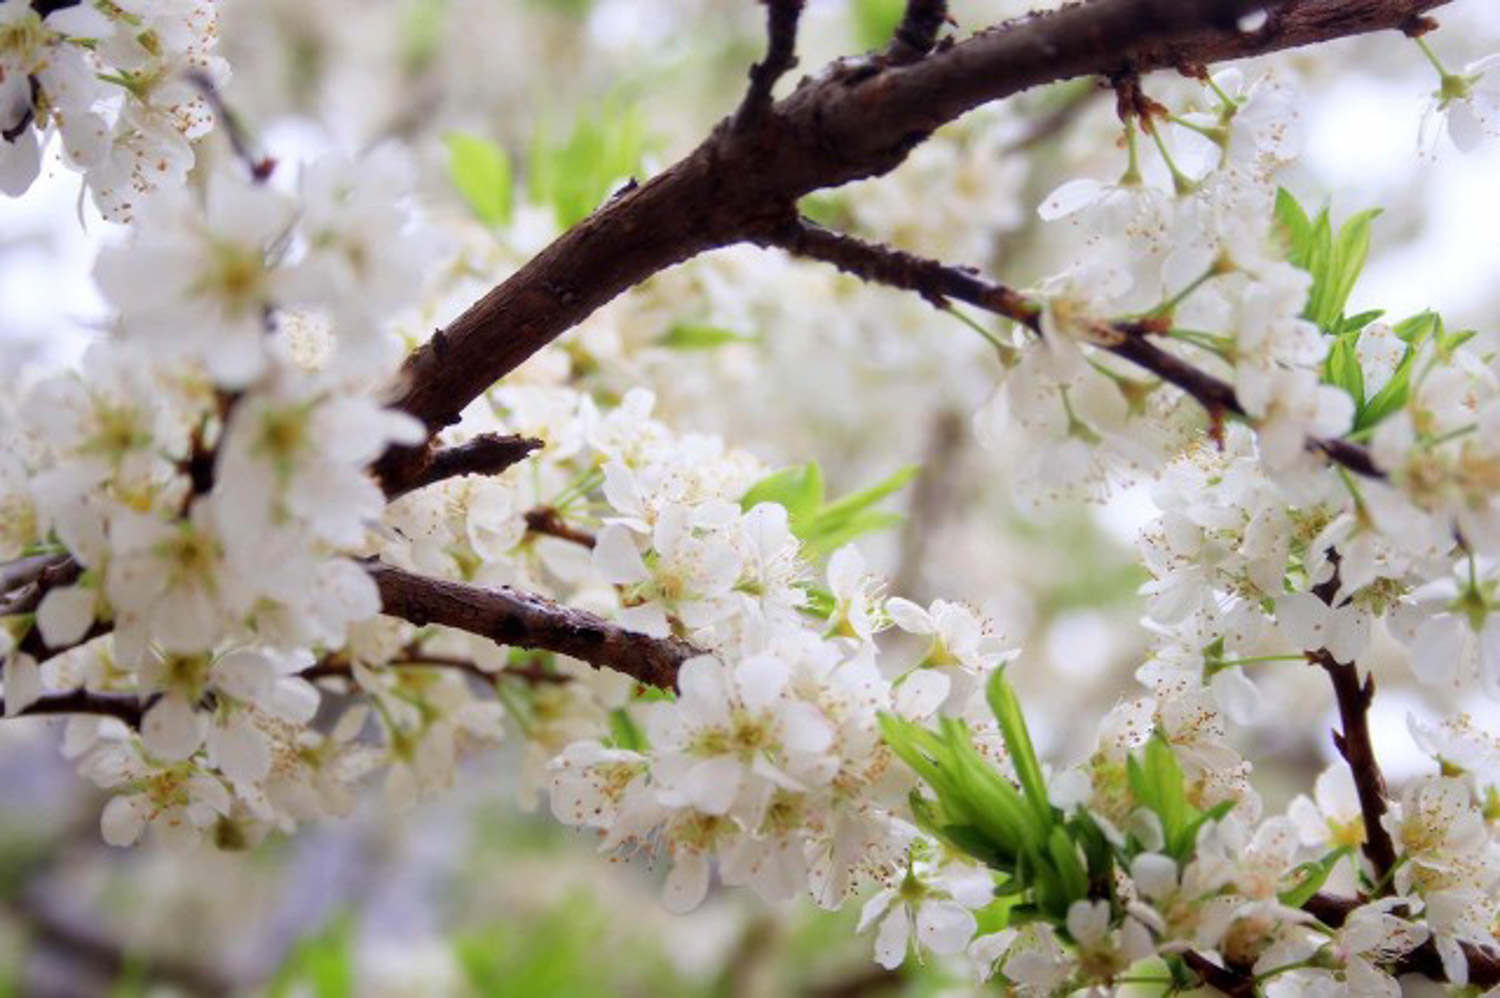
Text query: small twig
184 69 276 182
759 217 1384 480
1307 647 1398 888
380 433 543 500
524 506 598 549
735 0 806 128
1181 950 1254 997
1304 550 1399 889
884 0 949 63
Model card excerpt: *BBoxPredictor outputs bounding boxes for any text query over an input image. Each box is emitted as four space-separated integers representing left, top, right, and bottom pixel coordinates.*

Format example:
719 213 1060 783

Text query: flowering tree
4 0 1500 991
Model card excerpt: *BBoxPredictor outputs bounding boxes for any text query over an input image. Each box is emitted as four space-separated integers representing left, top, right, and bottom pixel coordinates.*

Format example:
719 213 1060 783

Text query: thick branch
1 689 145 726
375 0 1446 469
380 432 542 500
761 218 1381 478
367 560 694 690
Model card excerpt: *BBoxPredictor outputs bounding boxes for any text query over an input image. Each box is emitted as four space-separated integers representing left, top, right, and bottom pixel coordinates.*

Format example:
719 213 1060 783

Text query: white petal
3 655 42 717
101 794 148 847
916 900 977 955
594 524 650 584
141 695 205 761
1038 178 1105 221
663 852 711 913
885 597 934 635
873 910 910 969
684 756 742 815
37 585 95 648
894 670 950 719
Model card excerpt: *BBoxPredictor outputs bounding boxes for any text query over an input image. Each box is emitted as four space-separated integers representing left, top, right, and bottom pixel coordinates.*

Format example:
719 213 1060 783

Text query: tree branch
0 689 145 726
379 432 542 500
1181 950 1254 997
1303 892 1500 987
367 560 694 690
523 506 598 549
1306 551 1400 889
737 0 807 128
885 0 949 64
373 0 1447 480
1307 648 1399 886
758 217 1383 479
0 552 81 617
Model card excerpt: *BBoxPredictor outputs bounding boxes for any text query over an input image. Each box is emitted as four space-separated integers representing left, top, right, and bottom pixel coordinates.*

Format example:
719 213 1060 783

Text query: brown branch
1303 892 1500 988
301 645 571 687
0 689 145 726
1307 647 1398 887
524 506 598 549
1305 550 1400 889
0 551 73 597
0 553 81 617
367 560 694 690
737 0 807 128
885 0 949 64
373 0 1447 482
759 217 1382 479
1181 950 1254 997
380 432 542 500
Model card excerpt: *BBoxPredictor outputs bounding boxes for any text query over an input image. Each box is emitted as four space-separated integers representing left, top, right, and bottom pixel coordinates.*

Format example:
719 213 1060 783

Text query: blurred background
3 0 1500 993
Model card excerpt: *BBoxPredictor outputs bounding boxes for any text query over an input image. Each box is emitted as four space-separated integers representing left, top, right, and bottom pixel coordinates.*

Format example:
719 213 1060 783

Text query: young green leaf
741 462 825 523
656 324 758 350
444 131 513 228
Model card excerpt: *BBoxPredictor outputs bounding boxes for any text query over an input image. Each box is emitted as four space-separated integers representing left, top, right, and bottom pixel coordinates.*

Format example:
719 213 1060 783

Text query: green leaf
742 463 916 559
796 465 918 558
1279 846 1353 908
528 102 649 227
986 669 1052 830
607 707 647 751
1274 187 1314 267
1336 309 1385 336
1324 333 1365 406
1355 344 1414 432
741 462 825 523
816 464 918 524
445 132 513 228
1314 208 1381 331
1392 310 1440 344
1045 826 1089 908
656 323 757 350
799 510 903 562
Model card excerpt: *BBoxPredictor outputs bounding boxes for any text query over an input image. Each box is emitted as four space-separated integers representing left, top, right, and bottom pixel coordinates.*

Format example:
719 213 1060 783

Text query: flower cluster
2 5 1500 993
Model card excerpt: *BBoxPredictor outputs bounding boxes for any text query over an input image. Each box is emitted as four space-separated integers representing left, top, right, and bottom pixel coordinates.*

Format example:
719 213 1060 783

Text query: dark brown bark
1308 648 1400 885
379 432 542 499
367 560 694 690
375 0 1448 483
